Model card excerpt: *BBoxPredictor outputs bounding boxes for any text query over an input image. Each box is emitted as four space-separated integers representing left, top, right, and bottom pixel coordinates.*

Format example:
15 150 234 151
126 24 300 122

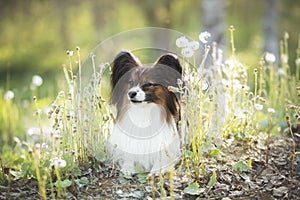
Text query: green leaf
80 177 89 185
122 174 133 180
73 165 82 177
10 170 24 178
209 149 220 158
43 160 51 168
134 164 145 173
136 173 148 184
95 150 106 162
183 182 205 195
207 171 217 191
75 176 89 187
92 177 99 183
247 159 252 168
202 143 215 154
55 179 72 188
233 161 250 172
184 150 194 159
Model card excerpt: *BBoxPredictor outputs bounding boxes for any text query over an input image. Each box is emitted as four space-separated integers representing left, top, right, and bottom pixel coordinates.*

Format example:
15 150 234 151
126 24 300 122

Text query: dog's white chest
108 103 181 174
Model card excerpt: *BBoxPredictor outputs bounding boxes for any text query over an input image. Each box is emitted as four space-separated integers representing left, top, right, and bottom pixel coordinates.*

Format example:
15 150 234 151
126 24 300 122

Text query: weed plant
0 28 299 199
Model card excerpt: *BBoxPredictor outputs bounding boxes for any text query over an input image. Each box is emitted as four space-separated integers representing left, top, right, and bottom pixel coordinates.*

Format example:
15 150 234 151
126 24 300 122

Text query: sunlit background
0 0 299 96
0 1 299 198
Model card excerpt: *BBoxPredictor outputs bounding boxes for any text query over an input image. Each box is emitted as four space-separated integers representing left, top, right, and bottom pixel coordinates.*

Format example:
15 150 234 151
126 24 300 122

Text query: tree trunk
263 0 279 62
202 0 227 49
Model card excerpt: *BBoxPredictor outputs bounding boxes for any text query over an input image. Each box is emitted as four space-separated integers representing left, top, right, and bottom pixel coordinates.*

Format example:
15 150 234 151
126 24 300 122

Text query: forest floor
1 133 299 200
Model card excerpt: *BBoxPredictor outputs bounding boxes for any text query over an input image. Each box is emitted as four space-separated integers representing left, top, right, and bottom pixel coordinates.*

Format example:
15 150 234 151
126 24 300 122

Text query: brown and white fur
108 51 182 174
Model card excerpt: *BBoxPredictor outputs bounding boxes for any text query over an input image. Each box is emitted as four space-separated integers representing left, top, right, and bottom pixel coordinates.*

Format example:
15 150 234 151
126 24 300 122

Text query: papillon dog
108 51 182 174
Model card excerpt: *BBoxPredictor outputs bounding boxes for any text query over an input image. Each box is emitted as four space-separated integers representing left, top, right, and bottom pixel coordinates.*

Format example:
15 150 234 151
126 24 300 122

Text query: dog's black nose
128 91 137 99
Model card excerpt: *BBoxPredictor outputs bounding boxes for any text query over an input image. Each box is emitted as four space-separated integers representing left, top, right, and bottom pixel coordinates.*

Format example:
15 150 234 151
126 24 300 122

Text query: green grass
0 28 299 199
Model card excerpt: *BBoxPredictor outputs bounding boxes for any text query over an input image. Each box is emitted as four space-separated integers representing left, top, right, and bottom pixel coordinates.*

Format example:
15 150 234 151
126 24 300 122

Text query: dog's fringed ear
154 53 182 74
111 51 140 89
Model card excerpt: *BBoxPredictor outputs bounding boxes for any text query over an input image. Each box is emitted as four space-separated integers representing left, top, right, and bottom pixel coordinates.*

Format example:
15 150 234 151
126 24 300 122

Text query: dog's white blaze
127 86 145 101
108 103 181 175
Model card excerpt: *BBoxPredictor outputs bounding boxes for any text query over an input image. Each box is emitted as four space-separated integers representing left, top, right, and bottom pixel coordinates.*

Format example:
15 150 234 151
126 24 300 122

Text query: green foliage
202 143 221 158
75 177 89 188
0 23 299 199
136 173 148 184
233 160 251 173
54 179 72 188
207 171 217 192
183 182 205 195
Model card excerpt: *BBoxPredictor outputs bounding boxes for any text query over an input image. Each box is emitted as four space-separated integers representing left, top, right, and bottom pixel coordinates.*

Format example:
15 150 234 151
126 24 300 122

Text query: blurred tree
55 0 70 49
263 0 279 62
135 0 172 56
202 0 227 49
91 0 111 35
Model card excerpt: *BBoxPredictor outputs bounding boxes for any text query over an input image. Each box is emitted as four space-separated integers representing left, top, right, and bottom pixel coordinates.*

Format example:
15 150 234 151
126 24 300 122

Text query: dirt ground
1 133 299 200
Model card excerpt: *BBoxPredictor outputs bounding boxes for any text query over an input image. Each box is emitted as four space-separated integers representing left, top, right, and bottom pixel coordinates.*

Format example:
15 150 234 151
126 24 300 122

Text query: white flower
267 108 276 113
4 90 14 101
53 158 67 168
224 59 235 69
68 51 74 56
35 143 41 149
278 68 285 76
202 79 209 90
284 32 289 39
281 55 288 64
54 130 61 139
254 103 263 111
199 31 211 44
296 58 300 66
41 143 49 150
188 41 199 51
182 47 194 58
265 52 276 63
32 75 43 87
99 63 106 70
176 36 189 48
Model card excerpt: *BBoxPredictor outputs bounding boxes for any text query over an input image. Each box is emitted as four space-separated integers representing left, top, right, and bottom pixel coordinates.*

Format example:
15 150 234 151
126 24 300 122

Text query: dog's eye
143 82 153 87
129 80 134 86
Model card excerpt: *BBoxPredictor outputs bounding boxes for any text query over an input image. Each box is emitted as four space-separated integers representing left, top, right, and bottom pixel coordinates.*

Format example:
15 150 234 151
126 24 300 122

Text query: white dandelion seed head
267 108 276 113
278 68 285 76
53 158 67 168
224 59 235 69
54 130 61 139
27 128 36 136
202 79 210 91
281 55 288 64
4 90 14 101
181 47 194 58
68 51 74 57
265 52 276 63
188 41 200 51
99 63 106 70
176 36 189 48
254 103 264 111
296 58 300 66
32 75 43 87
35 143 41 149
284 32 289 39
199 31 211 44
36 109 42 116
41 143 49 150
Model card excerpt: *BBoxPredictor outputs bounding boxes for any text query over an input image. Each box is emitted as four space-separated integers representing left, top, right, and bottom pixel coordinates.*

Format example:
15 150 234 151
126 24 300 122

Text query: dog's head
111 51 182 123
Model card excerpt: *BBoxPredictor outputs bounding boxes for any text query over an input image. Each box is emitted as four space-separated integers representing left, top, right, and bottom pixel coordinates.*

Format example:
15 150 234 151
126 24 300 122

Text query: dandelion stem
77 47 82 93
229 26 236 58
296 34 300 81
